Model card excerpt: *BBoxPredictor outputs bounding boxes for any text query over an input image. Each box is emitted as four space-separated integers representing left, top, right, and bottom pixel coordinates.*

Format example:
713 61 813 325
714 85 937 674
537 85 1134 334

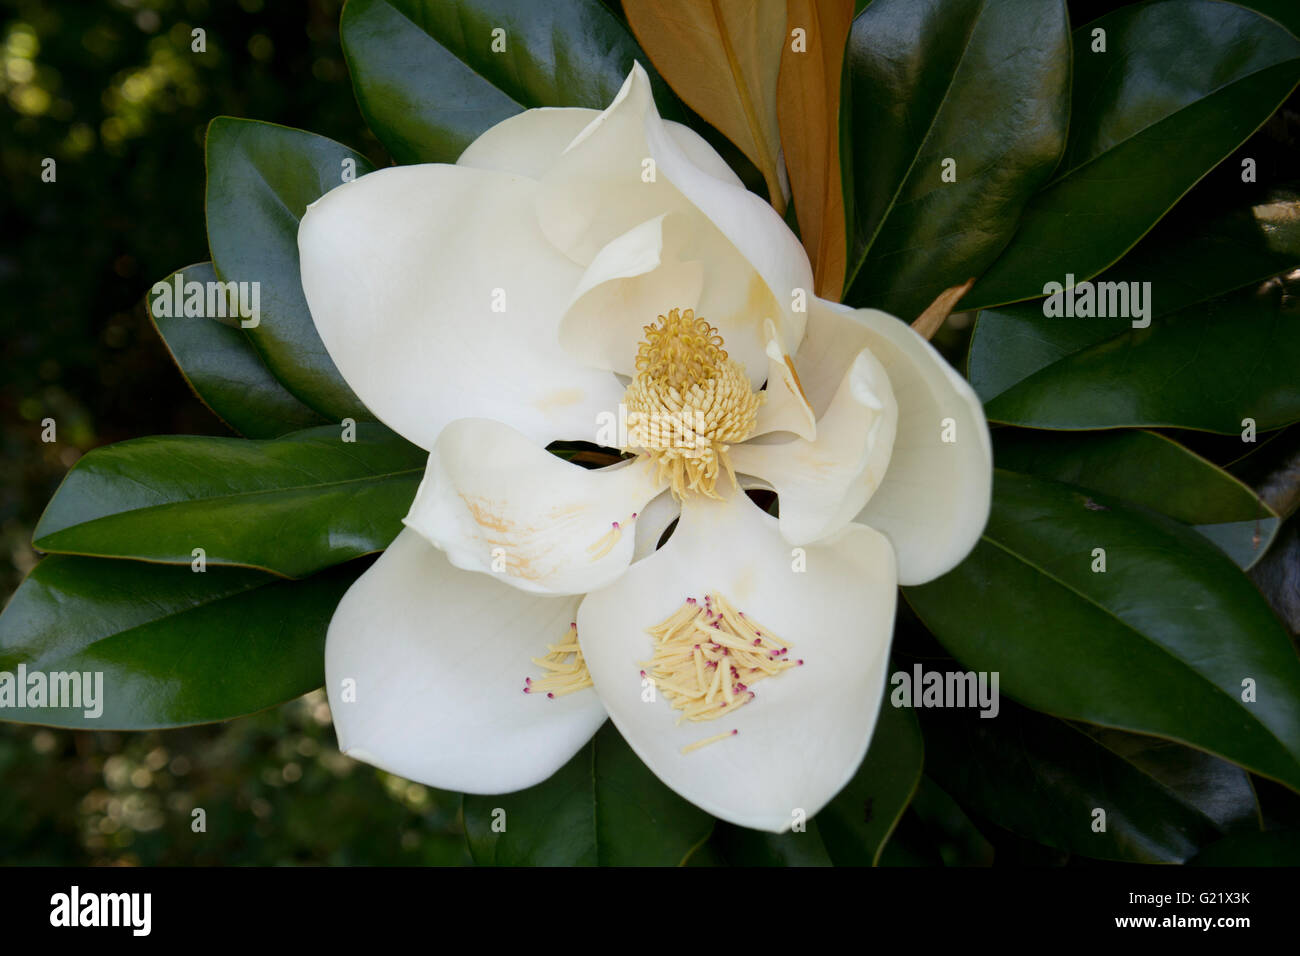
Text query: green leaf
1233 0 1300 39
1087 727 1262 835
340 0 681 165
977 281 1300 433
963 0 1300 309
33 424 426 578
814 695 924 865
707 819 833 866
994 429 1280 569
205 117 374 421
840 0 1069 317
463 722 713 865
1190 828 1300 865
919 703 1252 863
0 557 361 729
147 262 328 439
968 183 1300 410
906 777 995 866
905 469 1300 793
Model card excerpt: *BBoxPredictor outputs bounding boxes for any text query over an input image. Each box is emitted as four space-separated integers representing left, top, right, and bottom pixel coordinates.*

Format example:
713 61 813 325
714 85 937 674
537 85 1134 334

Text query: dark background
0 0 471 866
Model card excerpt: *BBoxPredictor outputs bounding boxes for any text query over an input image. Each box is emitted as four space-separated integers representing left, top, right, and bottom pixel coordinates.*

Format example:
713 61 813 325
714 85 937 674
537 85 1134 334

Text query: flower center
622 309 761 499
522 622 592 699
641 592 802 754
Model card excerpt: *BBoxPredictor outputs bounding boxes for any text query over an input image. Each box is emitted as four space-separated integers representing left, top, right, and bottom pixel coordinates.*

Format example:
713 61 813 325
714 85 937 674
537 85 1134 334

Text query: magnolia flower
297 64 991 832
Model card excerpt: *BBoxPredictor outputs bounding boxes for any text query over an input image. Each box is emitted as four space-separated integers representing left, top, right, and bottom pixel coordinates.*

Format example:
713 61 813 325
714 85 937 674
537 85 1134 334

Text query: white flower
298 64 991 832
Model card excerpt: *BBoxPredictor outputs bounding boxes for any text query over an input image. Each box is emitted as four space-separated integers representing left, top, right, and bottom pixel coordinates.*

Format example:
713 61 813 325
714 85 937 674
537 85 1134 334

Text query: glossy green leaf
341 0 681 165
463 722 713 865
974 280 1300 433
919 703 1252 863
1088 728 1262 835
1190 828 1300 865
147 262 328 439
994 429 1280 569
964 0 1300 309
905 469 1300 793
0 557 361 729
814 695 924 865
205 117 374 421
841 0 1069 318
1233 0 1300 39
33 424 426 578
906 777 995 866
968 184 1300 407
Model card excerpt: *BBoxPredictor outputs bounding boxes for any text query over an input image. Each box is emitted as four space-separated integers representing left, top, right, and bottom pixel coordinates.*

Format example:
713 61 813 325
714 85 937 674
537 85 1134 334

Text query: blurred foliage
0 691 470 865
0 0 476 866
1 0 389 593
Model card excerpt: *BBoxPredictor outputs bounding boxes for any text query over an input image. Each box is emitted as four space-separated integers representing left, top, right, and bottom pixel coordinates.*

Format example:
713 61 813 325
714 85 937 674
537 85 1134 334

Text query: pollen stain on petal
784 355 810 405
459 494 516 534
459 495 633 581
731 566 755 603
717 271 779 336
457 494 551 582
536 387 585 411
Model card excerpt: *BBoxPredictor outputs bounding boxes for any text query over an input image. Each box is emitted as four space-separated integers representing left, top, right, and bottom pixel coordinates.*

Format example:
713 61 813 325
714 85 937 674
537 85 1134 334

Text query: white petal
459 104 741 186
298 163 625 451
558 215 704 377
326 528 606 793
751 318 817 441
404 418 667 595
732 346 897 545
539 64 811 384
578 486 897 832
457 107 599 177
633 490 681 562
796 298 992 585
558 209 774 388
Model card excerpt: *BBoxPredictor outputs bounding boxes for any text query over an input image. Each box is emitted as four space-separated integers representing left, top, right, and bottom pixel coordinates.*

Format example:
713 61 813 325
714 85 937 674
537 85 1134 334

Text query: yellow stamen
587 523 622 560
524 623 593 699
622 309 762 499
680 729 739 754
638 593 803 754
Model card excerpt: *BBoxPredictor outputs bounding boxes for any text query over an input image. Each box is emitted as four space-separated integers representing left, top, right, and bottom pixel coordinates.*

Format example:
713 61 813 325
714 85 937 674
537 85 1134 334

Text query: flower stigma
523 623 592 699
641 592 803 753
622 309 762 499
